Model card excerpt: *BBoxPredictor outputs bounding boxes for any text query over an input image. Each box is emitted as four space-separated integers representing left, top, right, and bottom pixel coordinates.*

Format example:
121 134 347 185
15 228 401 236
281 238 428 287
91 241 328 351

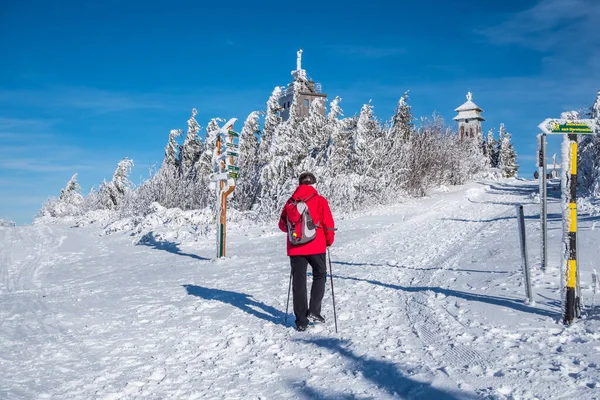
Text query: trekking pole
284 269 292 324
327 248 338 333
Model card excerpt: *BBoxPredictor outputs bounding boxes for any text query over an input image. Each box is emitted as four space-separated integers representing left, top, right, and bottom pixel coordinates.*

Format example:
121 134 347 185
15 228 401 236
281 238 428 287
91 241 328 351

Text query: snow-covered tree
164 129 182 168
302 97 328 157
578 90 600 196
234 111 262 210
38 173 85 217
197 117 224 176
328 96 343 122
498 124 518 178
349 102 383 203
486 128 499 168
259 87 282 161
112 158 134 195
323 99 352 177
95 158 135 210
591 89 600 124
389 91 414 142
180 108 203 176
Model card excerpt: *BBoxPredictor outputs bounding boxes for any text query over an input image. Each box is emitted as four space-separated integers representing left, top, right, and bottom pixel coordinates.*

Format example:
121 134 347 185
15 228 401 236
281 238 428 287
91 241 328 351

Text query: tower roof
453 91 485 121
454 91 484 112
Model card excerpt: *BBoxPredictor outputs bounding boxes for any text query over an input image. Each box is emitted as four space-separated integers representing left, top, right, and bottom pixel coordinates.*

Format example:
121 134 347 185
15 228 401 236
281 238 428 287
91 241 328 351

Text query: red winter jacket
278 184 335 256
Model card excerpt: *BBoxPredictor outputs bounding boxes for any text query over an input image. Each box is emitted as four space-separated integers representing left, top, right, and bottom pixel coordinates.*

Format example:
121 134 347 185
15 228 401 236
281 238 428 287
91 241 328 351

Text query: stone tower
453 91 485 140
278 49 327 121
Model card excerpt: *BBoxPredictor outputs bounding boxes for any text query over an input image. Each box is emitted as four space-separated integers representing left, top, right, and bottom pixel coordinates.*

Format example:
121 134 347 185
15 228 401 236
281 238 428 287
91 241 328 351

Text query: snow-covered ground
1 179 599 399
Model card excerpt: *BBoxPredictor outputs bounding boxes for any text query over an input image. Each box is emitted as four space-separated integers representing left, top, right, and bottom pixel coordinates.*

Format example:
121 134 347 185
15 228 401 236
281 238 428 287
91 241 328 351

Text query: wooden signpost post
209 118 240 258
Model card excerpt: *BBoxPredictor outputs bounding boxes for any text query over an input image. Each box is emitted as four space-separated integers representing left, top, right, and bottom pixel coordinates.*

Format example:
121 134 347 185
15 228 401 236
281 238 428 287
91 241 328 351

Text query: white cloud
0 87 165 114
479 0 600 50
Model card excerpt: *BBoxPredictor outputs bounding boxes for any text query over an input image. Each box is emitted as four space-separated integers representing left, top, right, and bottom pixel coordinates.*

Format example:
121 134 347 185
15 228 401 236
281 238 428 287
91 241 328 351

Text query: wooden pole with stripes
564 133 579 325
538 117 596 325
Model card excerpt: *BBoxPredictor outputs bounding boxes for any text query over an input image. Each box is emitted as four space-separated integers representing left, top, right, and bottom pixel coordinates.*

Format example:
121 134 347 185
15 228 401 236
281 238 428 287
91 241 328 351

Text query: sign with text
538 119 596 135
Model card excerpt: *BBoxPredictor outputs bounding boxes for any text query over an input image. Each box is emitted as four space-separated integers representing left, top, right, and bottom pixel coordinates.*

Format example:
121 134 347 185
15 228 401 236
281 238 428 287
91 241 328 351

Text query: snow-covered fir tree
258 87 282 162
390 91 414 143
180 109 203 177
578 90 600 196
302 98 328 159
234 111 261 210
591 89 600 123
198 117 225 176
164 129 182 168
323 97 352 177
39 173 85 217
497 124 518 178
350 102 383 203
486 128 499 168
328 96 343 122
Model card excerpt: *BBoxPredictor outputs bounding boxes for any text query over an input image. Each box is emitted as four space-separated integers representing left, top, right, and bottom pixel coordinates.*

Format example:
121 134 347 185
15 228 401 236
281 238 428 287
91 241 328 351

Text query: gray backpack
285 194 319 245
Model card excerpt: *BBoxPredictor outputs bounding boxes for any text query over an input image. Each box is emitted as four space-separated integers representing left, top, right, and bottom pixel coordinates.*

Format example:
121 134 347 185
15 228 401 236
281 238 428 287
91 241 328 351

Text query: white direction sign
538 118 596 135
210 172 229 181
217 118 238 136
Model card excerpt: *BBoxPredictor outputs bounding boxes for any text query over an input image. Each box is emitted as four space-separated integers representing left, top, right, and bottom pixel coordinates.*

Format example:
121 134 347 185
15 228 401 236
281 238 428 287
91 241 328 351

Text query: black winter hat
299 172 317 185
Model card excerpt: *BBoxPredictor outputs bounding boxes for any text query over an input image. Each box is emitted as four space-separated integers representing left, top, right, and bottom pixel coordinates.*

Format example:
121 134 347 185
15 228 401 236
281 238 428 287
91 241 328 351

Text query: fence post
538 133 548 271
516 204 533 304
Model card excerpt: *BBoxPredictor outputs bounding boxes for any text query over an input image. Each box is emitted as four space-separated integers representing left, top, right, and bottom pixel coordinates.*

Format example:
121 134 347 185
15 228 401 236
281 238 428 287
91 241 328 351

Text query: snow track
1 180 599 399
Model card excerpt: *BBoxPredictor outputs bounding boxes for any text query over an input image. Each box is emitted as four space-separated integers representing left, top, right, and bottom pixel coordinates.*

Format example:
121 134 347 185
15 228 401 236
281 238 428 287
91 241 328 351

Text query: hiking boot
296 323 308 332
307 312 325 323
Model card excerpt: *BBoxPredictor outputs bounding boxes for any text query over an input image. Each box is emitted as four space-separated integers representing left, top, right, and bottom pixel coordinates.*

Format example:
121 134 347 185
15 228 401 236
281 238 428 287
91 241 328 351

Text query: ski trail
0 225 105 398
0 226 15 293
328 183 532 394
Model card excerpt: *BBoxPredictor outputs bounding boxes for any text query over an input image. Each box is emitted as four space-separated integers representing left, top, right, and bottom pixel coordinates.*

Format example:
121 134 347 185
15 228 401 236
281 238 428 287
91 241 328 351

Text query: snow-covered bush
0 218 16 227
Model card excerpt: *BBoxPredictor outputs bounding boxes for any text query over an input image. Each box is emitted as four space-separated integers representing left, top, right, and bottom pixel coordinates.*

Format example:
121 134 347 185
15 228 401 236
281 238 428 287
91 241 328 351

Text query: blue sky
1 0 599 224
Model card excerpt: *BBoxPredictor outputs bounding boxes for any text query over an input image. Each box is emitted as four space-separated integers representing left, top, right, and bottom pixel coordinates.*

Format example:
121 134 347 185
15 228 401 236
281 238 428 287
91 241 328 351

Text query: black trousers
290 253 327 326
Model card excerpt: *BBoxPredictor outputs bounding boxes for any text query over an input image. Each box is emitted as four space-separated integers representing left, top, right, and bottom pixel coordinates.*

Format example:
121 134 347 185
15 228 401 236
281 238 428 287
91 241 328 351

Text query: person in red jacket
279 172 335 331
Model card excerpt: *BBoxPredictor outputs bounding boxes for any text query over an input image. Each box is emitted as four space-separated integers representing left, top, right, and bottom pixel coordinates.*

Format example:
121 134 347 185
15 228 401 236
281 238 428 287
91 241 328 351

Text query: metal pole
576 227 582 318
327 249 338 333
563 133 579 325
541 133 548 271
216 187 222 258
592 269 598 310
284 269 292 324
516 205 533 303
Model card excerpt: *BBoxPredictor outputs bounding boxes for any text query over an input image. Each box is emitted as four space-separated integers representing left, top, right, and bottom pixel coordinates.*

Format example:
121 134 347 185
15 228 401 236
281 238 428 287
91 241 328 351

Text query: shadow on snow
137 232 210 261
333 261 511 275
183 284 287 326
333 274 558 319
290 337 476 400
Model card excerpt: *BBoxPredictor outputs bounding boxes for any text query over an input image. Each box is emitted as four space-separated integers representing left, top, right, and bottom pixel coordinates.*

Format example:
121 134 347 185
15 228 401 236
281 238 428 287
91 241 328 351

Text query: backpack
285 194 319 245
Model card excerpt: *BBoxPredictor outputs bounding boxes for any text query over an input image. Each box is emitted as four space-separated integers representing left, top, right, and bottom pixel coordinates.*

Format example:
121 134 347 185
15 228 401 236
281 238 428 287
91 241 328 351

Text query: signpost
210 118 241 258
537 118 595 325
